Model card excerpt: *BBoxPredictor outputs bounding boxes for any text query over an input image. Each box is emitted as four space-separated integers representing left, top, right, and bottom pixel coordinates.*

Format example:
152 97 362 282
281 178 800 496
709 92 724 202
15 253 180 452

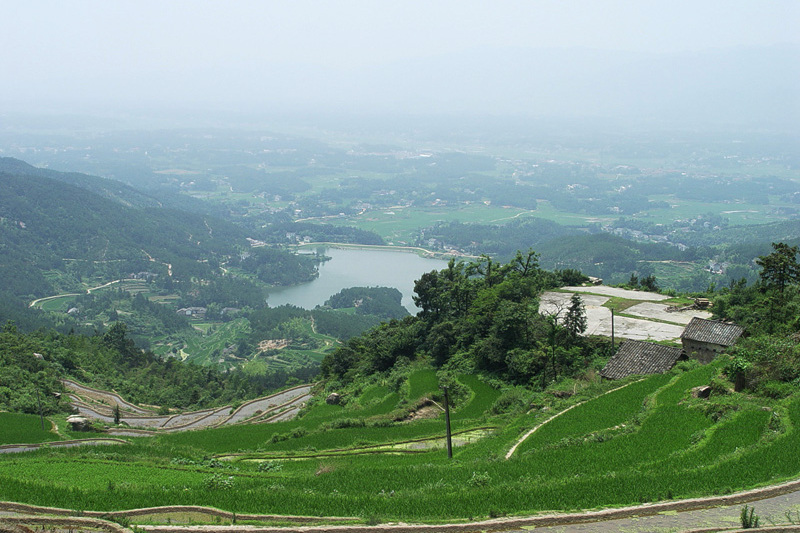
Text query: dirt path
505 489 800 532
6 483 800 531
29 279 130 308
505 379 642 459
0 438 127 454
28 292 82 308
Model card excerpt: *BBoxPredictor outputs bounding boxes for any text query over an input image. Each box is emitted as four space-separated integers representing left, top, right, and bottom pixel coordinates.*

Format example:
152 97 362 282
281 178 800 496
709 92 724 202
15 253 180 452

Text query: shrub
269 426 308 443
324 418 366 430
708 377 731 397
257 460 282 472
202 474 234 491
467 471 491 487
490 388 531 415
674 359 700 372
759 380 796 399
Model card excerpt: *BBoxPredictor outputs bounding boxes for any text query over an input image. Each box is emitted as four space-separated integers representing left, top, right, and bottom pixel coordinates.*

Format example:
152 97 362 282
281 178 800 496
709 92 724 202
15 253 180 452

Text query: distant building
601 340 685 380
176 307 207 319
130 271 158 281
680 317 743 364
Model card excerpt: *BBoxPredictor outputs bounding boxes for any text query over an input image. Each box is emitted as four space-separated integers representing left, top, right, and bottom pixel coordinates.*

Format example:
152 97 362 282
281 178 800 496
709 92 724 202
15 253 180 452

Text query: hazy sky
2 1 798 122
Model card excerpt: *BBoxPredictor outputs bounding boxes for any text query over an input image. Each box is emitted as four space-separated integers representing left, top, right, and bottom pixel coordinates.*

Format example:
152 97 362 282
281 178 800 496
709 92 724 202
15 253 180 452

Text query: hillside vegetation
3 358 800 522
2 246 800 523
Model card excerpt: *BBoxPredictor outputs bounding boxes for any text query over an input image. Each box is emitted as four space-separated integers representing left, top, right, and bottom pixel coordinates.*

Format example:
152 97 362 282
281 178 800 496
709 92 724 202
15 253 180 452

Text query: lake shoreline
266 246 452 312
292 242 479 260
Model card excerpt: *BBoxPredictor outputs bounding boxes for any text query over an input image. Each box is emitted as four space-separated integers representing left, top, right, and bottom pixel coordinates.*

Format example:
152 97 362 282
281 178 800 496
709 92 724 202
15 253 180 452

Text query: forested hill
0 163 246 300
0 157 226 217
0 157 164 208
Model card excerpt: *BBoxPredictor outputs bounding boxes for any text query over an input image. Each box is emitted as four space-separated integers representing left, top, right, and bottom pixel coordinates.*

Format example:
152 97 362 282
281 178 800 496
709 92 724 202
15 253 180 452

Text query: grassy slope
0 413 60 445
0 365 798 521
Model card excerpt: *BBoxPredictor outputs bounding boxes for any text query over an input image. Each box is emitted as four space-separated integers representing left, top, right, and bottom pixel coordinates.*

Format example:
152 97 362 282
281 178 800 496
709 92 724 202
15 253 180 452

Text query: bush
467 471 491 487
257 460 282 472
708 377 731 397
490 388 531 415
674 359 701 372
202 474 234 491
741 505 760 528
759 381 796 399
269 426 308 443
324 418 366 430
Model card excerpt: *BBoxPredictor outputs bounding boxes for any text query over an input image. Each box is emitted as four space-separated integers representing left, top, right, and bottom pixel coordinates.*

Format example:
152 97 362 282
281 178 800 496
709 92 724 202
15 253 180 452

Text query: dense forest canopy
322 251 600 387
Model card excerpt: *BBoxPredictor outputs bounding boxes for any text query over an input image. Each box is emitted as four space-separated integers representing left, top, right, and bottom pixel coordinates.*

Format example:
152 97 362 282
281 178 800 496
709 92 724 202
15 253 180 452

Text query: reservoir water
265 247 450 312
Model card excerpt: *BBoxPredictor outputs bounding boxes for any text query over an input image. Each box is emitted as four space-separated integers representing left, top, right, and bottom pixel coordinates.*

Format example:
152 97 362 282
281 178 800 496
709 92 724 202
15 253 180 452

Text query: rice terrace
5 341 800 530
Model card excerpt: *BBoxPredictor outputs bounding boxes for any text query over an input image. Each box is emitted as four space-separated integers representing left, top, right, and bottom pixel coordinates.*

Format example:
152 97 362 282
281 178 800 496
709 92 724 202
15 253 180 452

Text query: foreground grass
0 413 59 445
1 366 798 521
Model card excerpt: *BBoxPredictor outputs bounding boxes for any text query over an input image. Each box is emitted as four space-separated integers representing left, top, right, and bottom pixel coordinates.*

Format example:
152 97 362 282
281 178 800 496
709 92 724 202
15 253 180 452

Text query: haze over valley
2 2 800 531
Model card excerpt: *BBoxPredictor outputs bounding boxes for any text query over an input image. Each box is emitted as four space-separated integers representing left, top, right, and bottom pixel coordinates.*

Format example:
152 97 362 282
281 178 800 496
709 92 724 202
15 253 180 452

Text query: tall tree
564 294 587 337
756 242 800 294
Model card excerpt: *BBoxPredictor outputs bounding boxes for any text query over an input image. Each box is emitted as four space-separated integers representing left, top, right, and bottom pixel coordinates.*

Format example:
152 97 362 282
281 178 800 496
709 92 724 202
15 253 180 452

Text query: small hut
601 340 685 380
680 317 743 364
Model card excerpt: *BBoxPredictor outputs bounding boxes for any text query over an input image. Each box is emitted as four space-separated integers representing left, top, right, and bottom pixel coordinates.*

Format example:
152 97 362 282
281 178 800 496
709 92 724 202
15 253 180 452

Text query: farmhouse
680 317 743 364
176 307 207 319
600 340 685 380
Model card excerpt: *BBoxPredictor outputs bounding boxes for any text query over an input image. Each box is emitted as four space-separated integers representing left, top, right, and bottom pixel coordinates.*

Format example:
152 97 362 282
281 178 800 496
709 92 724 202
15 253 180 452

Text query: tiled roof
680 317 743 346
601 340 684 380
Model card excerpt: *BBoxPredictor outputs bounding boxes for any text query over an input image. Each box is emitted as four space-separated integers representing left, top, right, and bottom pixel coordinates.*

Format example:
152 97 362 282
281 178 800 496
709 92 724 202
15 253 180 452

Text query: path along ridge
505 378 644 459
7 475 800 532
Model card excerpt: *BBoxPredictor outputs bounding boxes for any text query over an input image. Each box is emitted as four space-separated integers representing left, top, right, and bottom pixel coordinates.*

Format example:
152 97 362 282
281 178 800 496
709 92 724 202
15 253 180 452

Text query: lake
265 247 450 312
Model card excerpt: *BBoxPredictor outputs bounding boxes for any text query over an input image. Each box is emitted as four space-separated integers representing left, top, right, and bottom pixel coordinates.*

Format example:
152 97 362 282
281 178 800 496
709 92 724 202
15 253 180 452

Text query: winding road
65 380 312 432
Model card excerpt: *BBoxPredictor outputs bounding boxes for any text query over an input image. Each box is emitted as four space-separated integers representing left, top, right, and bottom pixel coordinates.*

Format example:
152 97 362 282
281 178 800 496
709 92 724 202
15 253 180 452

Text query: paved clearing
626 301 712 325
563 286 672 300
540 287 711 343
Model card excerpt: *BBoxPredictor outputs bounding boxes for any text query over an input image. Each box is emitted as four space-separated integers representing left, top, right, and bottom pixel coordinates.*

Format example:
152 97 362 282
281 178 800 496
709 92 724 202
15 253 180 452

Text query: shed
680 317 743 364
601 340 685 380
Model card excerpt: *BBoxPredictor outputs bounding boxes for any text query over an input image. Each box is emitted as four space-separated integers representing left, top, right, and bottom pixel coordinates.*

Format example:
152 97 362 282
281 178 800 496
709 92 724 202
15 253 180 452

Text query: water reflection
265 247 450 312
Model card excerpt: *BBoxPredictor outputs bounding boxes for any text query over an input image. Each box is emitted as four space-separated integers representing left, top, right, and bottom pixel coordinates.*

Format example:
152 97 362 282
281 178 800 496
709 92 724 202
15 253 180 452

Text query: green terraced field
2 366 799 522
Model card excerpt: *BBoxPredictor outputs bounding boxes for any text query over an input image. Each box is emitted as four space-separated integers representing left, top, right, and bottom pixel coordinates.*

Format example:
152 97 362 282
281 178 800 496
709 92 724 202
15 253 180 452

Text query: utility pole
36 387 45 431
611 308 615 349
443 386 452 459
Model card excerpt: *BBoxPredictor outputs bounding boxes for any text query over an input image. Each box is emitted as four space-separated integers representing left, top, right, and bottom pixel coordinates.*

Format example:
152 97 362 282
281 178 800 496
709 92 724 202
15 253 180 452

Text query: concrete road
540 288 711 343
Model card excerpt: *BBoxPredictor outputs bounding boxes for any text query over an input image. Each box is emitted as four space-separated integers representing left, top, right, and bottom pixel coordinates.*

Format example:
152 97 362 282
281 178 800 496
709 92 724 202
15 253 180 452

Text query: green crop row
0 413 58 445
655 360 722 405
452 375 501 420
359 384 391 405
407 369 439 400
515 372 672 455
3 370 800 521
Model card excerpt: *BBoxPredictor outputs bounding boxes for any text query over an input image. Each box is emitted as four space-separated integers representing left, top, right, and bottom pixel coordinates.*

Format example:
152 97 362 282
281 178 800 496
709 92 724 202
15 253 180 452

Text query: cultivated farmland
3 361 799 523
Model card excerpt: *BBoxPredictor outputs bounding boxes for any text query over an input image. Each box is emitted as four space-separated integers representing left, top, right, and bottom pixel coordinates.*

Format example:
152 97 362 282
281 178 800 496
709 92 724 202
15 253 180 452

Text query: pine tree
756 242 800 294
564 293 587 337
